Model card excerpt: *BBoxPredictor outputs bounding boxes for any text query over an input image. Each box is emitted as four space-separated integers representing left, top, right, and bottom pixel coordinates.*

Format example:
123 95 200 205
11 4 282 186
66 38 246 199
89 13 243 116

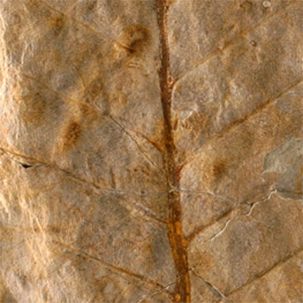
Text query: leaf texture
0 0 302 302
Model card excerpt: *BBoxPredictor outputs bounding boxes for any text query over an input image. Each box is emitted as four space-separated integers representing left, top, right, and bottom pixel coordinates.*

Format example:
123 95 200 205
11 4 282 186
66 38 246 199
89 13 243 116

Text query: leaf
0 0 302 302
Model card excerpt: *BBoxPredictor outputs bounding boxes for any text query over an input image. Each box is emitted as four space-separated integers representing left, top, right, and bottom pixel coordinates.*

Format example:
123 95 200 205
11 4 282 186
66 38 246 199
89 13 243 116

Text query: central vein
156 1 191 302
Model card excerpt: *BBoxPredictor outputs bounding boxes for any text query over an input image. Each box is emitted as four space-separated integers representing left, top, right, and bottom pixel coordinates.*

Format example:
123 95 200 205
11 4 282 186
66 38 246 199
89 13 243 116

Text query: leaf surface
0 0 302 302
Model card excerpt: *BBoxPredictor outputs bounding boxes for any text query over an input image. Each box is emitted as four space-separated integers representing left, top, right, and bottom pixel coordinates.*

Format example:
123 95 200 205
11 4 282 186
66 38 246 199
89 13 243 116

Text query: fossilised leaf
0 0 302 302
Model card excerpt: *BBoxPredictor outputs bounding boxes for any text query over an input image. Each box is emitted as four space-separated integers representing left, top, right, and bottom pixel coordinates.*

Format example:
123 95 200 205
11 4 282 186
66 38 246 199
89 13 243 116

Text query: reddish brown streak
156 0 191 302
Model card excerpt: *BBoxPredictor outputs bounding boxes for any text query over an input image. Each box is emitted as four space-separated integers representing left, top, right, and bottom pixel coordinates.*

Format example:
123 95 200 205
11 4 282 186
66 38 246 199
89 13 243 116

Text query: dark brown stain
49 226 61 234
120 25 151 56
50 15 65 36
87 0 97 12
63 121 81 149
156 0 191 302
212 159 228 180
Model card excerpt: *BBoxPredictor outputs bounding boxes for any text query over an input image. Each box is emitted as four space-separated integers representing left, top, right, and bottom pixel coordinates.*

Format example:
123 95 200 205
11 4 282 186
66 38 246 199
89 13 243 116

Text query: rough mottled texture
0 0 302 302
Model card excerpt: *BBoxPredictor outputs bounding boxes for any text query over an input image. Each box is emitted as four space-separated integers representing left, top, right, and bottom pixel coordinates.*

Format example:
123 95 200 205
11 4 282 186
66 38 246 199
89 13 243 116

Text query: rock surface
0 0 302 302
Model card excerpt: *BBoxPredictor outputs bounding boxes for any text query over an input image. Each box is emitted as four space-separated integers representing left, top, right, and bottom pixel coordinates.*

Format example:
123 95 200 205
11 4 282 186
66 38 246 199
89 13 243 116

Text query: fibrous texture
0 0 302 302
